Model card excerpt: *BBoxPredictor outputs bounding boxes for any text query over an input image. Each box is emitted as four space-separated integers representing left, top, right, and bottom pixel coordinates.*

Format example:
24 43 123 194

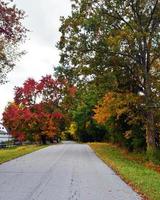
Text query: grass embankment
90 143 160 200
0 145 47 164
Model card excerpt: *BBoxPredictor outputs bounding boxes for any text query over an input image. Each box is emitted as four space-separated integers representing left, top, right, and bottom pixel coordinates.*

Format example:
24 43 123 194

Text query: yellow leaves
69 122 77 135
93 92 140 124
93 92 114 124
107 35 121 49
68 122 78 140
106 29 133 48
99 94 110 118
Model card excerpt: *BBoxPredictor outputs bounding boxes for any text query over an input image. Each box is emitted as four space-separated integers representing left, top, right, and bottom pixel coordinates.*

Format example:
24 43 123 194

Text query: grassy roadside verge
89 143 160 200
0 145 48 164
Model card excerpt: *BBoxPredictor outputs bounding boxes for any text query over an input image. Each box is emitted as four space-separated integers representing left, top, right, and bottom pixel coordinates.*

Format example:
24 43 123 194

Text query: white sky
0 0 71 119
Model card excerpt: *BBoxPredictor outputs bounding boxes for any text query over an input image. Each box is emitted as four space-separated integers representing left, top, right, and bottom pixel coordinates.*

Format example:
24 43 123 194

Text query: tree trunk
144 64 157 159
41 135 47 145
142 36 158 159
146 109 157 158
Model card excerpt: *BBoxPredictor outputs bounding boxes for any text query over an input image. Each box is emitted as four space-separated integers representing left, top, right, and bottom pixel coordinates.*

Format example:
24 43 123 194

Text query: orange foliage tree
93 92 141 125
93 92 147 150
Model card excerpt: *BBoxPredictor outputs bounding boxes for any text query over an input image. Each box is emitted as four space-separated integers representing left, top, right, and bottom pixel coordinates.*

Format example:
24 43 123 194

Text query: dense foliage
0 0 27 84
2 0 160 161
57 0 160 159
3 75 74 144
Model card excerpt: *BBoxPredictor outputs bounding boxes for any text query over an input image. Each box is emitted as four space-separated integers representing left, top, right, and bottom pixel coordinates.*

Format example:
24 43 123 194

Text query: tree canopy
3 75 73 144
0 0 27 84
57 0 160 158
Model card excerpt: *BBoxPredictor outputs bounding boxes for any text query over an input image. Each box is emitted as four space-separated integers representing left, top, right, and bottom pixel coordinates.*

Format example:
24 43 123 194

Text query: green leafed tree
58 0 160 158
0 0 27 84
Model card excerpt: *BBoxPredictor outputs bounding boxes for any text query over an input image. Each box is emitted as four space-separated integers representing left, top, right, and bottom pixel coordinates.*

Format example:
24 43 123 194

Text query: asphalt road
0 142 142 200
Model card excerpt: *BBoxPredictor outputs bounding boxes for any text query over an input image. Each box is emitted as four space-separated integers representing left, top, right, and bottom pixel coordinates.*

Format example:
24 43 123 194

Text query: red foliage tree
14 78 37 106
3 103 27 142
0 0 27 84
3 75 75 144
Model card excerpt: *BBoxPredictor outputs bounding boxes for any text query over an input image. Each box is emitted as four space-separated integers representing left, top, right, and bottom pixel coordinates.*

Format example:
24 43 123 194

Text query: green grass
90 143 160 200
0 145 48 164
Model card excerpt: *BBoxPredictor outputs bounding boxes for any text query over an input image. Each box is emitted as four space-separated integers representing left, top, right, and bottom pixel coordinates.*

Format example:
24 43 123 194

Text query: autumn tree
0 0 27 84
53 75 107 142
3 75 66 144
72 88 106 142
58 0 160 158
3 102 27 142
93 92 146 151
3 74 78 144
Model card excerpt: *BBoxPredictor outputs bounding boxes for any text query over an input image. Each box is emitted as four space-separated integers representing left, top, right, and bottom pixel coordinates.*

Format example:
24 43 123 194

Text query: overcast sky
0 0 71 120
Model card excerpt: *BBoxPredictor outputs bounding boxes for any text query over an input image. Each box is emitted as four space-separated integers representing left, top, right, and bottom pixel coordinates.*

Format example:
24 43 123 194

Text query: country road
0 142 141 200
